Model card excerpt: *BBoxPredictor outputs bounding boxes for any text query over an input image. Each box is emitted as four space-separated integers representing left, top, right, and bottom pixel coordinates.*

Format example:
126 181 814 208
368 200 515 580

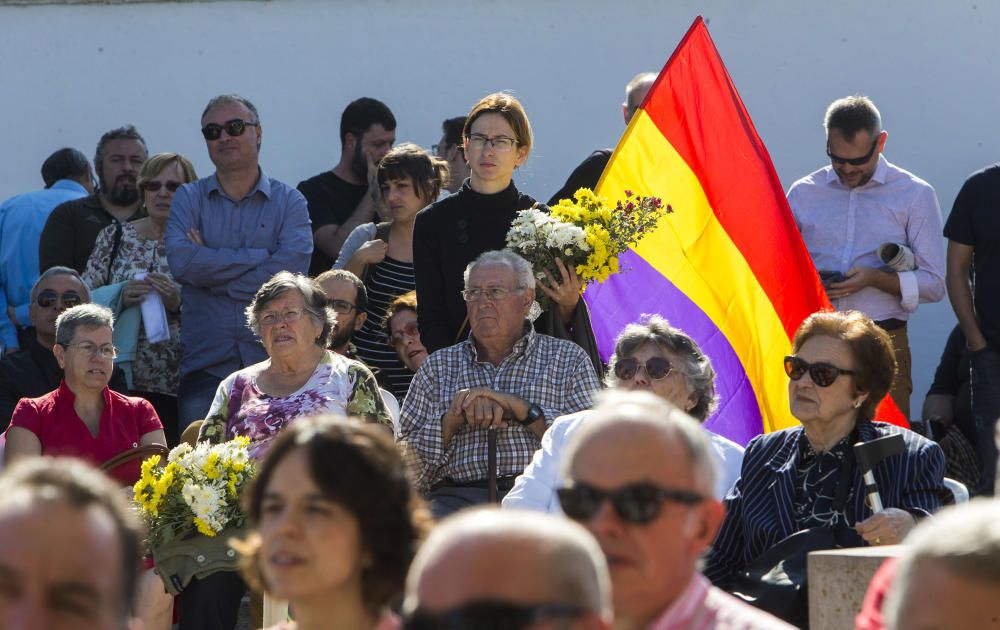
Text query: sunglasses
613 356 673 381
557 482 703 524
826 139 878 166
403 601 586 630
389 321 420 346
36 290 83 309
201 118 259 141
142 180 183 193
784 355 855 387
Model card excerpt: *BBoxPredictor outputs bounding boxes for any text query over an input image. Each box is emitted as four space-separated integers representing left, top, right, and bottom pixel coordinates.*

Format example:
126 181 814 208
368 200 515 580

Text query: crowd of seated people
0 84 997 630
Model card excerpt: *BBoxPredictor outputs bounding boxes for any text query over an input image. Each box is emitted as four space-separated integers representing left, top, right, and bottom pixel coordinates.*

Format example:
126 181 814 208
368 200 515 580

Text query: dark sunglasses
557 482 703 524
613 356 673 381
403 601 586 630
36 290 82 309
201 118 259 141
389 321 420 346
784 355 855 387
826 139 878 166
142 180 183 193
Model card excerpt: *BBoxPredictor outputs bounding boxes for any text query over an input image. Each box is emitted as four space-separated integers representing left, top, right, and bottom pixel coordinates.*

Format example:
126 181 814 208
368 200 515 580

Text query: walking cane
853 433 905 513
487 426 498 503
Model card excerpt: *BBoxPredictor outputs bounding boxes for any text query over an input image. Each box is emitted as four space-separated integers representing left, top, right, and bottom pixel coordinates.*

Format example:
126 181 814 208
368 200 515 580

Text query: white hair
404 507 611 617
884 499 1000 629
462 250 536 291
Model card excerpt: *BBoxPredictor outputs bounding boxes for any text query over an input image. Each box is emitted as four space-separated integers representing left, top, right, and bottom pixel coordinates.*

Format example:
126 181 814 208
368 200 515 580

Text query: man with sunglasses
0 147 93 355
403 507 612 630
399 250 599 518
38 125 148 276
0 267 126 428
560 391 793 629
165 94 313 437
787 95 945 421
298 97 397 275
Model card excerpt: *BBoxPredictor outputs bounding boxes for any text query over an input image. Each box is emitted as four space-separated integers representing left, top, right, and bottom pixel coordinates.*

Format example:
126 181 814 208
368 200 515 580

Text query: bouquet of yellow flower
505 188 670 303
133 436 255 548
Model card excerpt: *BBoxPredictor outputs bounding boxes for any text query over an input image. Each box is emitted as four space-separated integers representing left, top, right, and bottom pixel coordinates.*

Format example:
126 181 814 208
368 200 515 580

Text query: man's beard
330 320 355 350
100 174 139 206
350 143 367 182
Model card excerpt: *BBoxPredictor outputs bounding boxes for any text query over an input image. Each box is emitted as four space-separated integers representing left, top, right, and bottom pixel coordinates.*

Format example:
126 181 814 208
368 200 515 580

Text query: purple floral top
198 350 390 460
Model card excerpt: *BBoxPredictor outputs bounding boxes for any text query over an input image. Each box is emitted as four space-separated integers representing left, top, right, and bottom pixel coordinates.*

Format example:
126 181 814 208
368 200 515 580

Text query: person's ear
53 343 67 369
354 312 367 331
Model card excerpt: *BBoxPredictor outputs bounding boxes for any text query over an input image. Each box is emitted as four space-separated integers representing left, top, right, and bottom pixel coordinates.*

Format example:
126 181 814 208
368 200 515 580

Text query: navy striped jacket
704 420 947 586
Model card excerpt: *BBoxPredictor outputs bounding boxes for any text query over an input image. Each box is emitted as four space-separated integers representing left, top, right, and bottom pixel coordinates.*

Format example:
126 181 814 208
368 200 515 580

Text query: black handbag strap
105 221 125 286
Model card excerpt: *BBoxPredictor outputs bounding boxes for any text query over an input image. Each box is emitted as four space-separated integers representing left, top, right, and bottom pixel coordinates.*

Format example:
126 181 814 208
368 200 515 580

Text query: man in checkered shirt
400 250 600 518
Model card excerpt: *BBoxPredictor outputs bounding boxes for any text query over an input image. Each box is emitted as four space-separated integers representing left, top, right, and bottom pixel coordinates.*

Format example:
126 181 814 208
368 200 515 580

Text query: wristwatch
518 403 545 427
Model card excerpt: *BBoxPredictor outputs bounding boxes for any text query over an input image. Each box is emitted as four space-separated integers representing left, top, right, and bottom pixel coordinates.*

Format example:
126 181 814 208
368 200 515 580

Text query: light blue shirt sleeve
333 223 376 270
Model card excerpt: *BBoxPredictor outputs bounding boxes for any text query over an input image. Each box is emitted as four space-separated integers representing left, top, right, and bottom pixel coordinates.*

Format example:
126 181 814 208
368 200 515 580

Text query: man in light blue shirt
0 148 92 353
786 95 945 420
166 94 312 437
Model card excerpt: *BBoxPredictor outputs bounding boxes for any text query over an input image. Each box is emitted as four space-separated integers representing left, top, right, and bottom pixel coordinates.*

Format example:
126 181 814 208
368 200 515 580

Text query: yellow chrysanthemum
194 517 217 537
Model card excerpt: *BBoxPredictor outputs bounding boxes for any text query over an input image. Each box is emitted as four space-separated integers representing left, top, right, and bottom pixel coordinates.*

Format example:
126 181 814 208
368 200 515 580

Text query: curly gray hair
245 272 335 348
605 314 717 421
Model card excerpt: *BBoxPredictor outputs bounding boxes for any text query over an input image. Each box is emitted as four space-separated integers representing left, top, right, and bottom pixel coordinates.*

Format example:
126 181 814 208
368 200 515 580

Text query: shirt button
196 555 206 563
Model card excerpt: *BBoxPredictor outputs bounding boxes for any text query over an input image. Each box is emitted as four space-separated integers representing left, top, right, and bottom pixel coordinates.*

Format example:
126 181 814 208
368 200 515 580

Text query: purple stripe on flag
584 250 764 445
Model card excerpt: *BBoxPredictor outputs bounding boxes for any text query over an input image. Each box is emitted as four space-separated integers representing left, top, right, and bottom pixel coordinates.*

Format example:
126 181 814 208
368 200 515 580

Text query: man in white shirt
786 95 945 419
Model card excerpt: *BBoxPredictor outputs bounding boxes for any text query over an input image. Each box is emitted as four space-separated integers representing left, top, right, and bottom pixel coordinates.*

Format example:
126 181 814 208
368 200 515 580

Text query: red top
8 381 163 485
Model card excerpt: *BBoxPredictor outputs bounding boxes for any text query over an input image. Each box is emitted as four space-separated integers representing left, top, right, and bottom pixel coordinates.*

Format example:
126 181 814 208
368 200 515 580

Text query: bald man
404 507 612 629
560 391 792 629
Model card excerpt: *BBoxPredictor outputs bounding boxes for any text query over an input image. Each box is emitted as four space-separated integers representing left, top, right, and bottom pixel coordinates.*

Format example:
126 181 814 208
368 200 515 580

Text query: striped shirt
399 327 599 492
353 255 415 401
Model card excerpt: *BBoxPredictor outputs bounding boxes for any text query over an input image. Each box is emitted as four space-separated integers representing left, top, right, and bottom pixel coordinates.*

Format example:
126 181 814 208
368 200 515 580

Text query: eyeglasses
259 308 311 327
142 180 183 193
827 139 878 166
465 133 518 153
60 341 117 359
389 321 419 346
201 118 259 141
784 355 855 387
613 356 674 381
326 299 356 315
557 482 703 524
36 290 83 309
403 601 586 630
460 287 524 302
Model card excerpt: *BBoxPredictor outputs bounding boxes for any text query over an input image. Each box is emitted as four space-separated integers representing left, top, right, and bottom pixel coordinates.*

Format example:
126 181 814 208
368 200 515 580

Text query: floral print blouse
198 350 391 461
82 221 181 396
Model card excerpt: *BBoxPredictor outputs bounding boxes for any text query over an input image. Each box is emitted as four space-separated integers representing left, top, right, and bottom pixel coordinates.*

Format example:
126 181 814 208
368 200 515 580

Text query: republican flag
583 17 904 444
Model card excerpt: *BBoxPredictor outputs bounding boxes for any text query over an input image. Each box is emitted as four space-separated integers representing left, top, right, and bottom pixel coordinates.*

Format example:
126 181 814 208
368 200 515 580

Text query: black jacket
38 194 145 274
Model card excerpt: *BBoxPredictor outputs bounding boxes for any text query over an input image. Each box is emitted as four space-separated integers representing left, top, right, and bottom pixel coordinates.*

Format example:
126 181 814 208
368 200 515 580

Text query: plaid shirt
399 327 599 492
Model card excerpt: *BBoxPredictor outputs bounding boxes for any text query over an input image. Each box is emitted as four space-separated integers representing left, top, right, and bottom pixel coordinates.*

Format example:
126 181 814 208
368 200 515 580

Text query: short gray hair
562 390 716 495
202 93 260 123
606 315 718 421
463 250 536 291
246 272 335 347
31 266 90 303
404 507 611 618
55 304 113 346
884 499 1000 629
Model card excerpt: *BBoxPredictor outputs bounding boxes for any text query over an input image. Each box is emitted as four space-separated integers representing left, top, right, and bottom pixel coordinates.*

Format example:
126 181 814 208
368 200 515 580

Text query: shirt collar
207 167 272 200
823 154 890 187
648 573 708 630
49 179 87 194
463 321 535 363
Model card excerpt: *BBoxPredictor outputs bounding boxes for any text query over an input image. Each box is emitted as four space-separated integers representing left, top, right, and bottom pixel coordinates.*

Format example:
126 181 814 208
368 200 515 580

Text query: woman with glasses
704 310 948 599
83 152 197 445
237 415 430 630
5 303 166 485
333 144 447 401
502 314 745 513
384 291 428 376
413 93 598 372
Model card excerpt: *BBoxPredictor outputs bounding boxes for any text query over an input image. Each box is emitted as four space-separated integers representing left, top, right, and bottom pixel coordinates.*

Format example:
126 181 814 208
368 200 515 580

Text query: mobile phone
818 270 846 285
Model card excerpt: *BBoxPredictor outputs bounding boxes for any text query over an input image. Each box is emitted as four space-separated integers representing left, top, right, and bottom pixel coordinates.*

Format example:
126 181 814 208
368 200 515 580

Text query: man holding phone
786 95 945 421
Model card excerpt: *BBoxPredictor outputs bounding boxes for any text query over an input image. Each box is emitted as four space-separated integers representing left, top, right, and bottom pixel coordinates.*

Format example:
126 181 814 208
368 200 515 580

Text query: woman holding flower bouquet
238 415 430 630
413 92 602 374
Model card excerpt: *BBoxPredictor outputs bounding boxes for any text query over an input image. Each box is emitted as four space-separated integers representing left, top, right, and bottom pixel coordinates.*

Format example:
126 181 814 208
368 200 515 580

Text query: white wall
3 0 997 412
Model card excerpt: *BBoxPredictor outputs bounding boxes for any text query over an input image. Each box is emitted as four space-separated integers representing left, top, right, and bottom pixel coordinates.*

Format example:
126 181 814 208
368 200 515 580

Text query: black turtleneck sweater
413 180 536 353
